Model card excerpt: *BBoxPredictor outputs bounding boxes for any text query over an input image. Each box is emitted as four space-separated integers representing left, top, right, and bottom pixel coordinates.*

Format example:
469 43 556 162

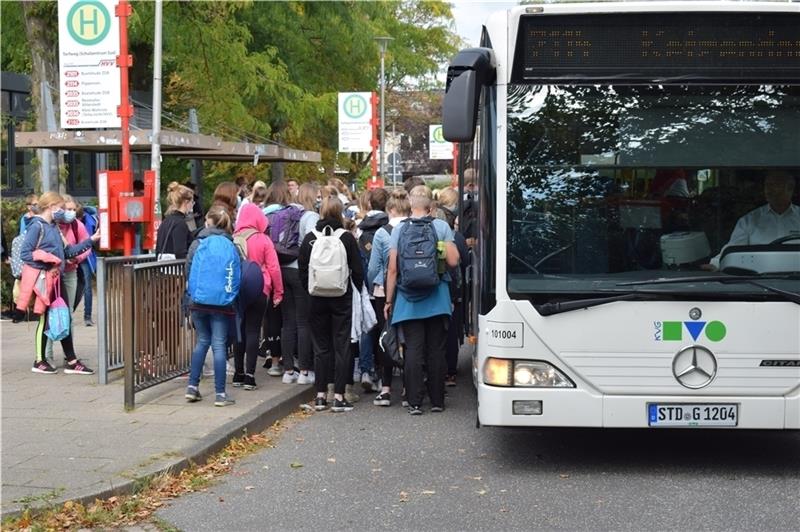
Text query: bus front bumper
476 384 800 429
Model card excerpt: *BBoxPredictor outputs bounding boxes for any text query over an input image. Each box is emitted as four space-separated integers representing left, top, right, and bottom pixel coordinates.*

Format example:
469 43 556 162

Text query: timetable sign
58 0 121 129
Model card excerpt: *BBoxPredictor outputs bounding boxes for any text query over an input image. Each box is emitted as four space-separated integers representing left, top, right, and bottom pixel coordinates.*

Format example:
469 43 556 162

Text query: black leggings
309 294 352 395
280 267 313 371
235 297 268 376
371 297 394 388
35 311 76 363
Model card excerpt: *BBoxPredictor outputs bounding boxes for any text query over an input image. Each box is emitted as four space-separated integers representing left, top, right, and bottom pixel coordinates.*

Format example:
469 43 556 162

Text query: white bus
443 1 800 429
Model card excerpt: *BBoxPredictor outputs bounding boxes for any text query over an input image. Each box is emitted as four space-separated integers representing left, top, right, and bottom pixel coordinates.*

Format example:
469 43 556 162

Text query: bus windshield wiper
618 274 800 305
536 292 662 316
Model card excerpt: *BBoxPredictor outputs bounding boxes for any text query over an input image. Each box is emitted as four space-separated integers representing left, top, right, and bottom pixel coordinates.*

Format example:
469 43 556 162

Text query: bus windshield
506 84 800 297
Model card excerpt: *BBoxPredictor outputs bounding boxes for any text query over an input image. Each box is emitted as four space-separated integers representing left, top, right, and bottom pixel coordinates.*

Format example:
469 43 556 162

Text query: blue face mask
63 210 77 223
52 209 65 222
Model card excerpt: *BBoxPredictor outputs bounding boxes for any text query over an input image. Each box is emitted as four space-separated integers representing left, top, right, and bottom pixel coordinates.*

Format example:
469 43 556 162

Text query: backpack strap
240 228 257 240
156 219 177 257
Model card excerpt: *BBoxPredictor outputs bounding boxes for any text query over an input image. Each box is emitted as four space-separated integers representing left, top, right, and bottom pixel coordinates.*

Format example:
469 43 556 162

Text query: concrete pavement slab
1 307 314 517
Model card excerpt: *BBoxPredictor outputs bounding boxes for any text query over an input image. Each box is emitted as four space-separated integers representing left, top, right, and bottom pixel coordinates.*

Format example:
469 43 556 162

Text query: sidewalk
0 309 314 517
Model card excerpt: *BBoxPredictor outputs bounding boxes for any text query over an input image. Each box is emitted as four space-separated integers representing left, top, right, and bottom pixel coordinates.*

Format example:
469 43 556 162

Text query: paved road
158 365 800 531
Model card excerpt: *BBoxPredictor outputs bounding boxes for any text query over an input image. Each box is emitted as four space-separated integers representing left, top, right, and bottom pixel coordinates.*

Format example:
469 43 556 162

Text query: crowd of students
10 176 472 415
166 176 470 413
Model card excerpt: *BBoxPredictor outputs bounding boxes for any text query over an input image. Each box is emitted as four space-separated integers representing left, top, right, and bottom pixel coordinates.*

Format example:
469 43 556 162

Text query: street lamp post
375 36 393 185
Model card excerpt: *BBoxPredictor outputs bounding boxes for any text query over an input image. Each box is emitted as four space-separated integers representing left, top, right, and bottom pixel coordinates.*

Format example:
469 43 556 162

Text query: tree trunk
22 1 61 192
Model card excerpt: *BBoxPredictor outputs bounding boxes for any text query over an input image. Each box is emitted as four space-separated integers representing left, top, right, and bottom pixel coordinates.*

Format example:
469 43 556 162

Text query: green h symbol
344 95 367 118
79 6 99 36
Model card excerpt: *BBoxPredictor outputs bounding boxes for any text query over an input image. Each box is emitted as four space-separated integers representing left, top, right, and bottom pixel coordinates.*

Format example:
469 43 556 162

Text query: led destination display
513 12 800 83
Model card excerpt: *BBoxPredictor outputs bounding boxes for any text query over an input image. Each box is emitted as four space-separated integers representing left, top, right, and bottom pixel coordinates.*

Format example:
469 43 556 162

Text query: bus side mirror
443 70 479 142
442 48 495 143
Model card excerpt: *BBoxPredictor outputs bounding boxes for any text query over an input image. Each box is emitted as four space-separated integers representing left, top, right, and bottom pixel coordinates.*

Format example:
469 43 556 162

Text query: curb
1 384 315 519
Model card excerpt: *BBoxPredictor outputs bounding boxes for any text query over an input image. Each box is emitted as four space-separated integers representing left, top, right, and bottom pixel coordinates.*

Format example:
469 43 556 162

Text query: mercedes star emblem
672 345 717 389
689 307 702 320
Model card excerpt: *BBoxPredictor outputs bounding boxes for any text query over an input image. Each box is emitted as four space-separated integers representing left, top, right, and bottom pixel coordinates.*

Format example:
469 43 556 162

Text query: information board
58 0 121 128
338 92 374 153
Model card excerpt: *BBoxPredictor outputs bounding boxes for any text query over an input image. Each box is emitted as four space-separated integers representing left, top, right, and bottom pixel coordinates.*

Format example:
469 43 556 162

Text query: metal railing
97 254 156 384
122 259 195 410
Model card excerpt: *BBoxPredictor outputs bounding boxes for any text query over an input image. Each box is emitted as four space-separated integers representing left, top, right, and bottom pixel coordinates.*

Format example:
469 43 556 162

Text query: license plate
648 403 738 427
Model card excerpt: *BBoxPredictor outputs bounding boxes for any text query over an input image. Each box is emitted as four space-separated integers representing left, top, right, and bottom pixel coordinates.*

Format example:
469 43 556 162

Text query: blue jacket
21 216 95 272
80 206 99 273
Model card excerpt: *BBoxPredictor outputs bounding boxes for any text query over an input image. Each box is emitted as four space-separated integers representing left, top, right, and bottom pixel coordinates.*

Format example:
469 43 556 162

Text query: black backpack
396 217 440 301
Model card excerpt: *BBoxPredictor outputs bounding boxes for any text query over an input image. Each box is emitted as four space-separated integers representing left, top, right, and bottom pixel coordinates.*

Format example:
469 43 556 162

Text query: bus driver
709 170 800 269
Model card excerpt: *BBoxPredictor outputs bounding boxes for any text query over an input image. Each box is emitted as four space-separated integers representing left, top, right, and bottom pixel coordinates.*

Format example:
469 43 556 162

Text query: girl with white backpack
298 197 364 412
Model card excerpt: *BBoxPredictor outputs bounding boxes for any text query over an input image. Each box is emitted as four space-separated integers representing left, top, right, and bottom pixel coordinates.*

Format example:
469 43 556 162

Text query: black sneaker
32 360 57 374
232 373 245 387
445 374 457 387
185 386 202 402
331 398 354 413
373 392 391 407
314 397 328 411
431 405 444 413
408 405 423 416
243 374 257 390
64 359 94 375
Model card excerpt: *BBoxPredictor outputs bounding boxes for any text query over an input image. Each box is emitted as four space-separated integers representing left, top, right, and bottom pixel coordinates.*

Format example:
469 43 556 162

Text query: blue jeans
189 310 230 394
80 260 93 320
359 331 374 374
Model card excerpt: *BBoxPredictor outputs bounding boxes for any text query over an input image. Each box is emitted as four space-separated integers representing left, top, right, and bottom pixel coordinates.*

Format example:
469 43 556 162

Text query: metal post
188 109 202 201
97 258 108 384
150 0 163 225
391 121 397 188
122 264 135 410
375 37 393 184
116 0 135 256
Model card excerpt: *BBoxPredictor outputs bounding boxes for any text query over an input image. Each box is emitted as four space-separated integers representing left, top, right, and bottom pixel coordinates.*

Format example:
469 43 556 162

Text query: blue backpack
188 235 241 307
397 217 440 301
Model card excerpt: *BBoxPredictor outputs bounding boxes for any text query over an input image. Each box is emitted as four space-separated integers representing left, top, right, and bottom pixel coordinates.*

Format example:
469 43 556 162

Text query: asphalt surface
158 364 800 531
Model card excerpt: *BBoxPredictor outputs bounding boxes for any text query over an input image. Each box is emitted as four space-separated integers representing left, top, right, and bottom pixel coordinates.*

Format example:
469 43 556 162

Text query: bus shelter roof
14 128 321 163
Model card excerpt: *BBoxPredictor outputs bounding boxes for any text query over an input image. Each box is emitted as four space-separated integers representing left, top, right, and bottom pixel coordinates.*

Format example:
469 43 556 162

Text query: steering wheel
769 235 800 245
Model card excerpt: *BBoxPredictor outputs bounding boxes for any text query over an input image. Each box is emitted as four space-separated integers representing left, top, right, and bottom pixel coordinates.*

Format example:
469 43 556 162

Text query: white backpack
308 226 349 297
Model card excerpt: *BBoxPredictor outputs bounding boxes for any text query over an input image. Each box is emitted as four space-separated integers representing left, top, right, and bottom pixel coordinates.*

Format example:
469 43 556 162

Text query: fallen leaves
327 457 336 463
1 424 287 531
421 490 436 495
399 491 410 503
290 462 304 469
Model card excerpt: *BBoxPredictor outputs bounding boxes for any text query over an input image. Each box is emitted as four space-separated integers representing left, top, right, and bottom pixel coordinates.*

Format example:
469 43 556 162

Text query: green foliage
0 1 31 73
4 0 459 195
1 198 28 311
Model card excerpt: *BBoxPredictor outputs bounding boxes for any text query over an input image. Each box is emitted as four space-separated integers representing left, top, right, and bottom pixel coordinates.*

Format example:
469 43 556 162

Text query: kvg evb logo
653 320 727 342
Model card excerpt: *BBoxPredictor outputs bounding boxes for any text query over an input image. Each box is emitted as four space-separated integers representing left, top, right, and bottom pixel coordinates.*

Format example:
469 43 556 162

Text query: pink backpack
45 276 71 341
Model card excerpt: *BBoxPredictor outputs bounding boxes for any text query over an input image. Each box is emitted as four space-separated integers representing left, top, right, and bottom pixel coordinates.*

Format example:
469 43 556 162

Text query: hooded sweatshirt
58 219 91 273
298 217 364 296
234 203 284 301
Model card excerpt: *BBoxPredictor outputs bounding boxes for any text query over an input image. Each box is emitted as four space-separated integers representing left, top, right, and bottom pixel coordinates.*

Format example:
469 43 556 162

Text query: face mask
236 195 242 210
63 210 77 223
314 200 322 211
52 208 65 222
30 205 41 214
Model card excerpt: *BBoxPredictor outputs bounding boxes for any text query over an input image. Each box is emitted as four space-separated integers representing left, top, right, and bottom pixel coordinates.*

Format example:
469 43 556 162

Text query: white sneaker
360 372 374 391
282 371 298 384
226 361 236 376
266 365 283 377
297 371 315 385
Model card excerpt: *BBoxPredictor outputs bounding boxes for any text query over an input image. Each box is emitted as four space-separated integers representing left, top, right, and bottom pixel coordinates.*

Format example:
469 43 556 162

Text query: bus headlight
513 361 574 388
483 359 575 388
